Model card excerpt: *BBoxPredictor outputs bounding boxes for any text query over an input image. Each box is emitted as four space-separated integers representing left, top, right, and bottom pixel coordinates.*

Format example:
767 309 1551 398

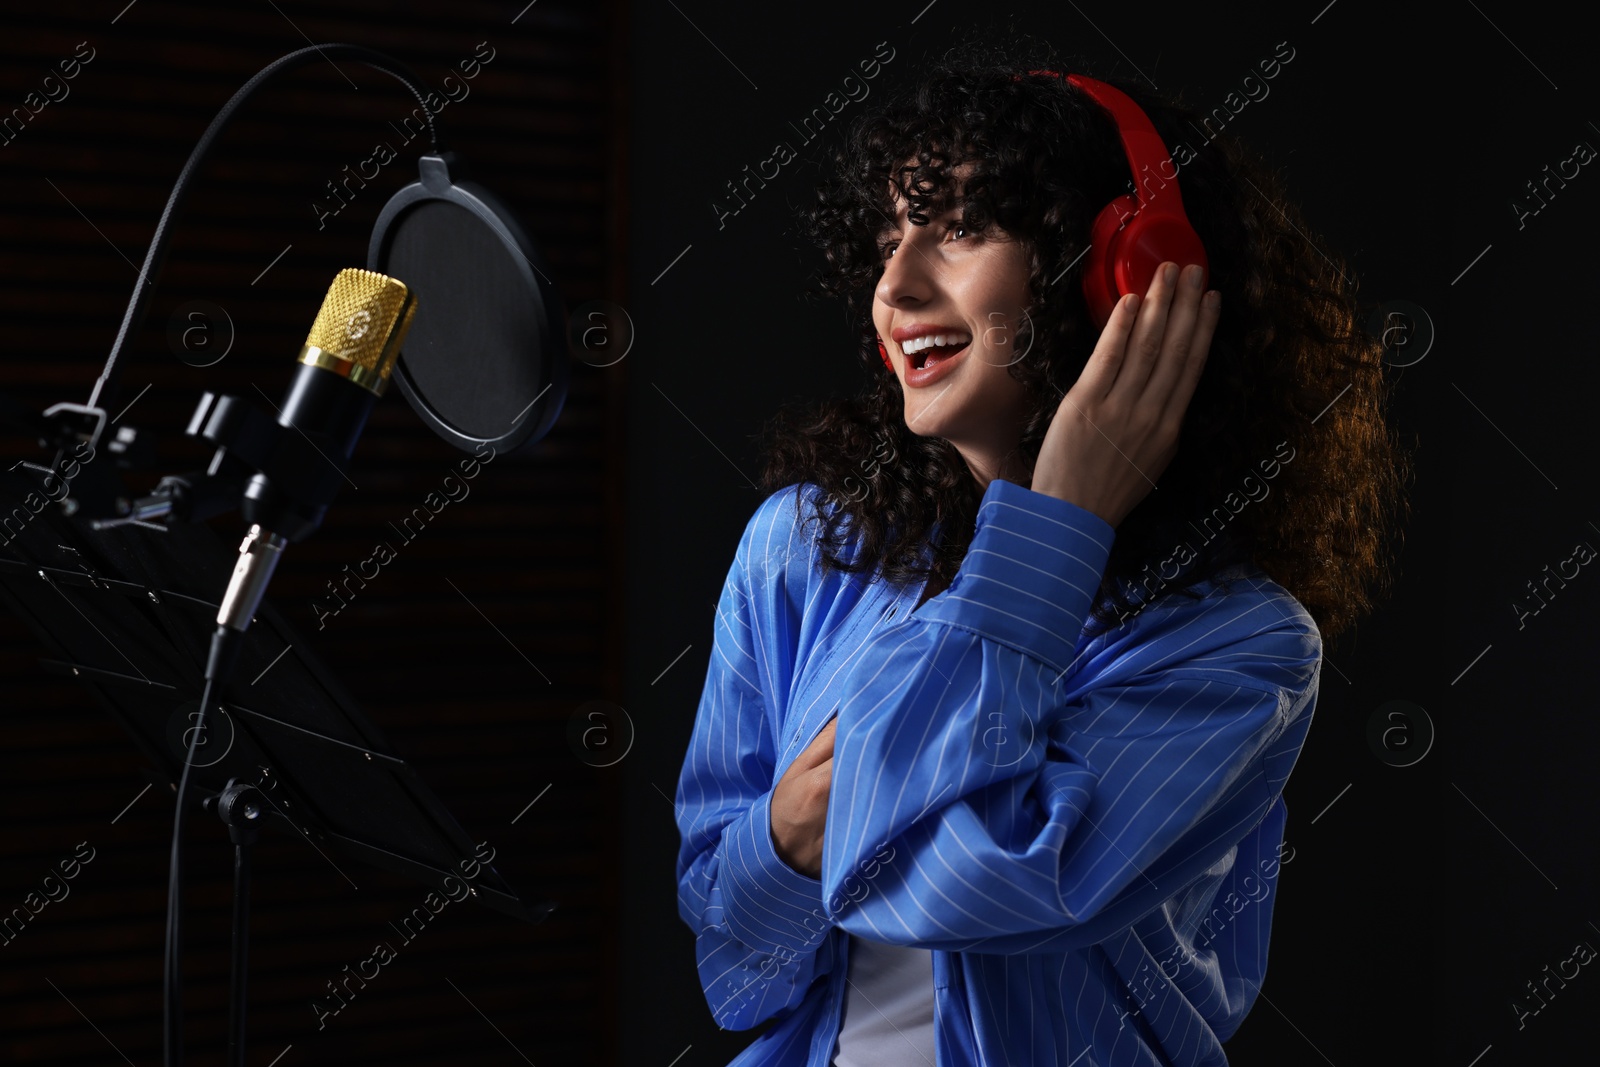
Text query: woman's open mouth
903 338 972 386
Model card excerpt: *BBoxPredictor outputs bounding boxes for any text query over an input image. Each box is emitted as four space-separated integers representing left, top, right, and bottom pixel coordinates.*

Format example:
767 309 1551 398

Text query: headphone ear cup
1082 194 1210 331
1081 193 1141 329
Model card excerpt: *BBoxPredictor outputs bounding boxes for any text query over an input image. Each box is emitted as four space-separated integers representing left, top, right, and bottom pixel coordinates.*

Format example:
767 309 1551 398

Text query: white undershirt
831 935 938 1067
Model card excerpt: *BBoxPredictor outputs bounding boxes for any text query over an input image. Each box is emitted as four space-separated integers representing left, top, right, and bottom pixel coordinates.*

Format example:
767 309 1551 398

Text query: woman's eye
942 215 978 243
879 219 971 261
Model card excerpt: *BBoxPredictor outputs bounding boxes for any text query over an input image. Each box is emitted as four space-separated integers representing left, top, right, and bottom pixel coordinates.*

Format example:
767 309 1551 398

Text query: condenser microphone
215 267 417 637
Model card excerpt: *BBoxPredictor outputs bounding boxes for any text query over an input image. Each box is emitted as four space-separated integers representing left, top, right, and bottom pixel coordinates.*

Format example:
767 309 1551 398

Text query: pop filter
368 152 568 454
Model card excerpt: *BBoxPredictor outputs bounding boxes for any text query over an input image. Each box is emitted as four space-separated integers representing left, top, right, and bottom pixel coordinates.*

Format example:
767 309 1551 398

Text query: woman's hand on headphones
1030 261 1220 528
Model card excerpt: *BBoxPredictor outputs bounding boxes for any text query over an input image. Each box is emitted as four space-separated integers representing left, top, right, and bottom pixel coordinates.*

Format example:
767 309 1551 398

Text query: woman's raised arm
821 477 1320 955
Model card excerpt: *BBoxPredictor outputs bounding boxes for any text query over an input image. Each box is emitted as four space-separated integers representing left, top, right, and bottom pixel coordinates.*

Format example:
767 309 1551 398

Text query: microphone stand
42 42 445 1067
105 373 370 1067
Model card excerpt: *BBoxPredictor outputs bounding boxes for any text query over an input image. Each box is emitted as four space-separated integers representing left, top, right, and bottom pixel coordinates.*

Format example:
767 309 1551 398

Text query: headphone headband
1043 71 1192 221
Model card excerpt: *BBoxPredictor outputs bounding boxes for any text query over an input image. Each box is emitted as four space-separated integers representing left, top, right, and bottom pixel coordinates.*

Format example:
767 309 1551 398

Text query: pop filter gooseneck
85 43 443 423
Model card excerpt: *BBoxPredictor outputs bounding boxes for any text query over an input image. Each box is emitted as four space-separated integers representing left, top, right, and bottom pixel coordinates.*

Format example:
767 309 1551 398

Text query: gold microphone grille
299 268 418 395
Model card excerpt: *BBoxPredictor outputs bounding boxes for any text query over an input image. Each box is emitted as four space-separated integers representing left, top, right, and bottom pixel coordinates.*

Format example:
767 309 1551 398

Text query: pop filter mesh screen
383 199 542 439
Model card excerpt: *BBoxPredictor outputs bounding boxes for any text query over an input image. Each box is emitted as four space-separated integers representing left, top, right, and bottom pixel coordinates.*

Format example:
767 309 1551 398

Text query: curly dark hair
756 35 1413 645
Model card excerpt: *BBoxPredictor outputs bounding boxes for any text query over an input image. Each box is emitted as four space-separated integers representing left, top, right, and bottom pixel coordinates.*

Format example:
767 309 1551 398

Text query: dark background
3 1 1597 1065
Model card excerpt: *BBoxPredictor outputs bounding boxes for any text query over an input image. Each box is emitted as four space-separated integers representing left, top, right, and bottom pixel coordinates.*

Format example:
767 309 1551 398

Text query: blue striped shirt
675 477 1321 1066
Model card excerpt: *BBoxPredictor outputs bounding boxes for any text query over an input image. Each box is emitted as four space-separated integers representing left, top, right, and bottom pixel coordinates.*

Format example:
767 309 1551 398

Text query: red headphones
875 70 1208 373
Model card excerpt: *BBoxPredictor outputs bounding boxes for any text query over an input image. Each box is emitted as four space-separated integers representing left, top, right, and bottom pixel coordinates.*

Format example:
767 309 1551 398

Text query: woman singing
674 39 1410 1067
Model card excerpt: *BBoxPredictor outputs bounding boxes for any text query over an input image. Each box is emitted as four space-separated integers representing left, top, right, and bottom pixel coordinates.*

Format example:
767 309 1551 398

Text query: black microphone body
242 364 380 542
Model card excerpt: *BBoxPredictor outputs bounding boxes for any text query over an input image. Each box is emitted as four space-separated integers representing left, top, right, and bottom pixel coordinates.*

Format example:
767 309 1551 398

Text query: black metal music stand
0 459 555 1064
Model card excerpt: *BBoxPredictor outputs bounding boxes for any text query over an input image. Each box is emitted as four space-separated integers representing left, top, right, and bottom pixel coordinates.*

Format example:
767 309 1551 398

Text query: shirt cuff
916 477 1116 674
719 788 833 957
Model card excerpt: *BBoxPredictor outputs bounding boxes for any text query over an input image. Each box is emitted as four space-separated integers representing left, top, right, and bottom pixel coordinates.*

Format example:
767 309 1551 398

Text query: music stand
0 459 554 1061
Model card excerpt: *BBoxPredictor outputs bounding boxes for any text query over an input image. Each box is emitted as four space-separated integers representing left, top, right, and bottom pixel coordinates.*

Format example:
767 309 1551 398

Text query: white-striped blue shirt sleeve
675 488 834 1031
821 478 1318 956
